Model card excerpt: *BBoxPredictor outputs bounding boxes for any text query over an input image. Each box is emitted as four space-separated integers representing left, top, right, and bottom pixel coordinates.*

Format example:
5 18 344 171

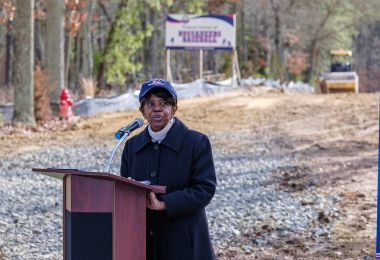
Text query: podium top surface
32 168 166 194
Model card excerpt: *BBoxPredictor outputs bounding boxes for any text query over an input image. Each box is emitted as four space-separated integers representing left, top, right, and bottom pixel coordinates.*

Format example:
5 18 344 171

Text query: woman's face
141 94 177 132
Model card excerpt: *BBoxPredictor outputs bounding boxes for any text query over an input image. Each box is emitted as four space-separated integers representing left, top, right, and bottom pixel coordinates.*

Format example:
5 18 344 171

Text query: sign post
165 49 173 82
199 49 203 80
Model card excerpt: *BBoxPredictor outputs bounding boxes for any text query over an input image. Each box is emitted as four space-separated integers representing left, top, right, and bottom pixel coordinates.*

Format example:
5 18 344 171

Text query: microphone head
115 118 145 139
135 118 144 127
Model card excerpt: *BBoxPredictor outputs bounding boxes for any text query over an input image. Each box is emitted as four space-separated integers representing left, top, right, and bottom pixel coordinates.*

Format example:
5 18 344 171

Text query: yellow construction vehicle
318 50 359 93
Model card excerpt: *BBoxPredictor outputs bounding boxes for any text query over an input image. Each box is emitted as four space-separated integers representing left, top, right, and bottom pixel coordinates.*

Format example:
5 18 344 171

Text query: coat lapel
133 118 187 153
133 127 151 152
161 118 187 152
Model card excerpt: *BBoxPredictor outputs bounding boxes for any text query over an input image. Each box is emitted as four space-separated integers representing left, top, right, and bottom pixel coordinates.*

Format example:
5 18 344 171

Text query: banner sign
165 14 236 50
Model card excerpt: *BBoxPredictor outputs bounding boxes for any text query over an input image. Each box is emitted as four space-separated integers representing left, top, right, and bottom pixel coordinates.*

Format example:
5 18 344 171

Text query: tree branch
98 0 111 24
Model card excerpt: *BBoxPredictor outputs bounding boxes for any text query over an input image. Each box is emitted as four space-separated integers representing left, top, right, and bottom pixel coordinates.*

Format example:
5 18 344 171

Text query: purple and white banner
165 14 236 50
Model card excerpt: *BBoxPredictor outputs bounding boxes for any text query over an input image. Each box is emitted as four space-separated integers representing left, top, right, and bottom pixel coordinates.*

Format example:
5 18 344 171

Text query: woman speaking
121 78 216 260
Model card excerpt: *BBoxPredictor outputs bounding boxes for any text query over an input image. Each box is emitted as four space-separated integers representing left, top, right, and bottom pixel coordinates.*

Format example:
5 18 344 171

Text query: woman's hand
147 191 166 211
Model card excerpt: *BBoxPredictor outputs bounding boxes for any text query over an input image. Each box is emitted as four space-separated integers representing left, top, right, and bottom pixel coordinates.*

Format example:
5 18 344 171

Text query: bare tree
46 0 65 106
66 0 95 96
1 0 16 87
4 19 13 86
77 0 94 81
34 0 45 66
12 0 35 125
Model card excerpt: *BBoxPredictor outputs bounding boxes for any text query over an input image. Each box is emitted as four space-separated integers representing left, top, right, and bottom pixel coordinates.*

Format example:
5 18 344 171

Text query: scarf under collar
148 117 175 143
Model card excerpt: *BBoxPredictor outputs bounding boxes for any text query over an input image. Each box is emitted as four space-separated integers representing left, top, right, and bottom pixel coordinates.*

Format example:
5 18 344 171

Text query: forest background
0 0 380 125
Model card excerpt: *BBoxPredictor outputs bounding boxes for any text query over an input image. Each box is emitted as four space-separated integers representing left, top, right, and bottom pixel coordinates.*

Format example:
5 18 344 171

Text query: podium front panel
64 175 114 260
114 181 146 260
66 175 113 212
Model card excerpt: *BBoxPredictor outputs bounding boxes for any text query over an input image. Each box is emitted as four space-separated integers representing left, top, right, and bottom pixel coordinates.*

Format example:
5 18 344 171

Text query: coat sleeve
161 134 217 218
120 143 129 178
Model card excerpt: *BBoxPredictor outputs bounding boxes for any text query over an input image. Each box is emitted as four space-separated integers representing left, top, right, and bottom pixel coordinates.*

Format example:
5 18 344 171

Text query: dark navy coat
120 118 216 260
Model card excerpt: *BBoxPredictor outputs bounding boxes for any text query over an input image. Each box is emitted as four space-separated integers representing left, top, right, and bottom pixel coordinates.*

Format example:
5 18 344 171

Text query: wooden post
199 49 203 80
234 49 242 86
231 49 241 88
166 49 173 82
232 51 237 88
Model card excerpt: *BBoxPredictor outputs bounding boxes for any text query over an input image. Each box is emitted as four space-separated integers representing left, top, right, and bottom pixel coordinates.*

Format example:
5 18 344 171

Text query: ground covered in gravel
0 87 378 259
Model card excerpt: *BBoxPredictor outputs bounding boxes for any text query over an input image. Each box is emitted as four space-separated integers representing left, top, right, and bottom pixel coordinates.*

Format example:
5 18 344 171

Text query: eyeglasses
144 101 170 109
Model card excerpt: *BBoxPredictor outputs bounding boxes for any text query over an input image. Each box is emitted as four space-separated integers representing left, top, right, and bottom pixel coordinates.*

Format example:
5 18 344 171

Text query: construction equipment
318 50 359 93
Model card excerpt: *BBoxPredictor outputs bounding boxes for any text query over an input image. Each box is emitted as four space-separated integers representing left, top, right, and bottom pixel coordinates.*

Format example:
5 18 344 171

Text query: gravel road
0 130 339 260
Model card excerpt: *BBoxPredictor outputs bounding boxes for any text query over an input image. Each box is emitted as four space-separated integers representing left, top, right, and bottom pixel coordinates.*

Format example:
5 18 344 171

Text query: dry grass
79 77 96 98
34 66 53 122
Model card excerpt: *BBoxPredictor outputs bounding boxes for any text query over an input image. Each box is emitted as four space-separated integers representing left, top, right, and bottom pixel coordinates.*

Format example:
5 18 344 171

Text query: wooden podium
32 168 166 260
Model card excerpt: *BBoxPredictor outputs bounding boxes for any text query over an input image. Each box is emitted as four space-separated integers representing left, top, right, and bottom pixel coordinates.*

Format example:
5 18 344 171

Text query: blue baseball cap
139 78 177 101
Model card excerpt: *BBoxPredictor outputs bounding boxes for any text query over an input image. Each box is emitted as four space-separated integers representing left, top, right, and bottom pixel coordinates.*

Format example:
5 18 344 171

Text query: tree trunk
271 2 285 80
46 0 65 106
141 7 149 78
272 3 280 59
12 0 35 125
304 1 339 83
5 20 13 86
240 0 248 63
64 33 72 89
69 34 80 92
78 1 94 80
354 21 380 92
34 16 44 66
150 10 160 78
306 39 318 83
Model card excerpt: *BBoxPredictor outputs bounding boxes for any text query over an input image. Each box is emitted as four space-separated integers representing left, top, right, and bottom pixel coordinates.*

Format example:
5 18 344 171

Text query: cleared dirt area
0 87 378 259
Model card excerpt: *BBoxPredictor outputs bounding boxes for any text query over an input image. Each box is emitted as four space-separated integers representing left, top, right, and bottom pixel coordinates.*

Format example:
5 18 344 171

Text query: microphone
115 118 144 139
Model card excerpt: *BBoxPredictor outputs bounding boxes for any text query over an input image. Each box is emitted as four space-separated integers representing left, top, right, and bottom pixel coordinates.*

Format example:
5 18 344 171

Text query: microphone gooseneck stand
105 132 130 173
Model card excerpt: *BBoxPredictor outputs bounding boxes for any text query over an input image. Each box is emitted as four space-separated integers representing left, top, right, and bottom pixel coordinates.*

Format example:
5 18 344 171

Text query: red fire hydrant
59 88 74 119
